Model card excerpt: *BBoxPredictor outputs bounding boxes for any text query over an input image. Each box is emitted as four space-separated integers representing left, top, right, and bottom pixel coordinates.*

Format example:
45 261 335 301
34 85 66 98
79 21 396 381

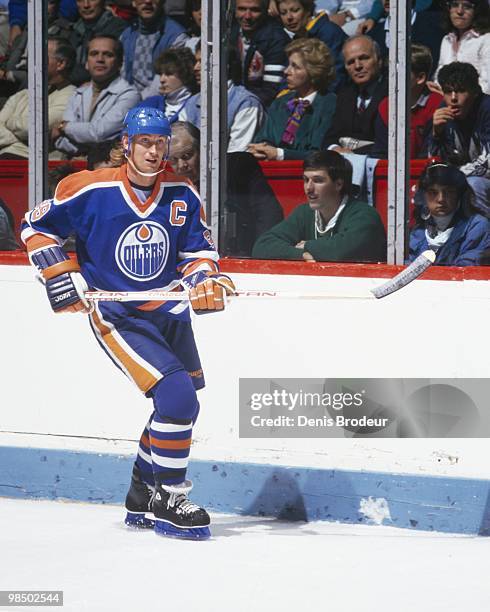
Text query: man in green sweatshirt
252 150 386 262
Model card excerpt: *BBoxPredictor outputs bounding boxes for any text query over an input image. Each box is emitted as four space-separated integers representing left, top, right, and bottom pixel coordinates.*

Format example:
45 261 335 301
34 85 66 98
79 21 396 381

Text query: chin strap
124 134 171 177
125 153 168 177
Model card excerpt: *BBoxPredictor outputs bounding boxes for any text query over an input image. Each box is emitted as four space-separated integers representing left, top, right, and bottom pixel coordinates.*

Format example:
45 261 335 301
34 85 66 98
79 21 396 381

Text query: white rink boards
2 265 490 473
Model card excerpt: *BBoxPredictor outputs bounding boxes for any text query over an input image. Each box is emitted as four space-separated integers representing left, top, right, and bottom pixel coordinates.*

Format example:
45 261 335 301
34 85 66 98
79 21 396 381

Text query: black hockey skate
153 480 211 540
124 465 155 529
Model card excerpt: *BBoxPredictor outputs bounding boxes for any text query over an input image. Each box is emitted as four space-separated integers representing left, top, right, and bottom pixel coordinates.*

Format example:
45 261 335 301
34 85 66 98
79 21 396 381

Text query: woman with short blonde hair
248 37 337 161
276 0 347 90
285 37 336 93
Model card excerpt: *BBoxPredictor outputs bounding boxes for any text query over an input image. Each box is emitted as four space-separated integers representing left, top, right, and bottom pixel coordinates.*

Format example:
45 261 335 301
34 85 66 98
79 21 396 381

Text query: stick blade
371 250 435 299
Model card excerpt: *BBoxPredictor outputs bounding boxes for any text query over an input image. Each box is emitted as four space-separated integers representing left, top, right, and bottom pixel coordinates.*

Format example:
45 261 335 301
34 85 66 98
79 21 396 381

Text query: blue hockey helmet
122 107 171 175
123 107 171 140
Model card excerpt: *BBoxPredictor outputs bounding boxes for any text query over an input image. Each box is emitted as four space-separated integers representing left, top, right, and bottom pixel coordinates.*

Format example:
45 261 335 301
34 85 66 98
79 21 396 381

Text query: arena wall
2 260 490 534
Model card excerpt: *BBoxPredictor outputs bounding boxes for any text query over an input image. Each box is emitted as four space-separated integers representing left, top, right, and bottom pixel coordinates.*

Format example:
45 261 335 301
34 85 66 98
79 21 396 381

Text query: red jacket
374 90 443 158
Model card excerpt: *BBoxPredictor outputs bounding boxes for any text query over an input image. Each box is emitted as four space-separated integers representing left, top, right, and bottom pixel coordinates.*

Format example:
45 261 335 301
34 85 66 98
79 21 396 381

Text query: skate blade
154 519 211 540
125 512 155 529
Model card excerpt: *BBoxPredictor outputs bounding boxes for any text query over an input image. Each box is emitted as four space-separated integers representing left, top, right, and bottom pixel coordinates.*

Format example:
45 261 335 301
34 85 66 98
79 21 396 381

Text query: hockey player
21 107 235 540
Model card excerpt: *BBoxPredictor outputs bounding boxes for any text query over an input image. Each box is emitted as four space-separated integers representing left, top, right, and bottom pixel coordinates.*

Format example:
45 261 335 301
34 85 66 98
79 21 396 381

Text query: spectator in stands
248 38 336 160
62 0 134 22
53 33 140 157
7 0 79 47
252 150 386 261
6 0 27 51
276 0 347 90
170 121 284 254
135 46 196 122
48 1 71 38
168 121 200 183
3 0 78 99
0 0 125 96
230 0 291 107
372 44 443 158
0 1 8 59
364 0 444 68
10 0 78 29
181 45 264 152
165 0 187 27
46 163 78 198
0 2 28 97
356 0 434 34
63 0 127 85
184 0 201 52
315 1 376 35
107 0 137 21
0 197 18 250
120 0 188 98
86 138 118 168
409 162 490 265
434 0 490 95
0 37 76 159
425 62 490 214
52 0 131 26
57 0 79 21
322 35 387 153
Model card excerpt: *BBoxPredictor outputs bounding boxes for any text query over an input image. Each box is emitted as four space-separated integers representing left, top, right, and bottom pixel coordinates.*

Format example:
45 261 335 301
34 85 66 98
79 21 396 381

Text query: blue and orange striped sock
149 414 192 485
135 416 155 486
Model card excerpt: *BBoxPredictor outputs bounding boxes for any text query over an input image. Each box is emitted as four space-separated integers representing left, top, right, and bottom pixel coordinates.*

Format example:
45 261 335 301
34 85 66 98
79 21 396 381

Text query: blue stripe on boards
1 446 489 535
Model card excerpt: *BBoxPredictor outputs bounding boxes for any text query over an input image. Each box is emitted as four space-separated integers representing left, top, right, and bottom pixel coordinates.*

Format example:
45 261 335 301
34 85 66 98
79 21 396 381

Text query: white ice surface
1 498 489 612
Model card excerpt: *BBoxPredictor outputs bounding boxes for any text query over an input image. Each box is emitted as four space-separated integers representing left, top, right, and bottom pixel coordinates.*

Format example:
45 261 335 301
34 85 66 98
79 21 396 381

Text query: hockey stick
85 250 436 303
370 249 435 298
85 289 374 301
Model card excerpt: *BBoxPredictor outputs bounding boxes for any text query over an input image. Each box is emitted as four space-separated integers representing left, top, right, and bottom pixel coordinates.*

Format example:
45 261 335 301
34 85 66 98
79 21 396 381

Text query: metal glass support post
27 0 48 210
200 0 229 248
387 0 411 264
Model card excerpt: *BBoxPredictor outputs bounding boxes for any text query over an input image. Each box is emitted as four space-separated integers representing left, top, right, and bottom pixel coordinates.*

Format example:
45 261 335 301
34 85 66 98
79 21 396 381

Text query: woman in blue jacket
409 162 490 266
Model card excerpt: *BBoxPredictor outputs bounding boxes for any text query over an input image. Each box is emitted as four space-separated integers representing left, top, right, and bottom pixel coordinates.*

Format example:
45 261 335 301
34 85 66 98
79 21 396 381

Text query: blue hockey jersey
21 165 219 321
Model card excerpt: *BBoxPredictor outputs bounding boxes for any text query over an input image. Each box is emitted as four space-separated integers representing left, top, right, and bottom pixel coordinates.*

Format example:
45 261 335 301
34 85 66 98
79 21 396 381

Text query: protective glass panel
0 1 24 250
223 0 389 263
221 1 490 267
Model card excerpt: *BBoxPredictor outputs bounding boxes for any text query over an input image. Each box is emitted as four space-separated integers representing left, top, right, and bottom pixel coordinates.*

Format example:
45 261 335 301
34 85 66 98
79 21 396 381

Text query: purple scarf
280 98 311 146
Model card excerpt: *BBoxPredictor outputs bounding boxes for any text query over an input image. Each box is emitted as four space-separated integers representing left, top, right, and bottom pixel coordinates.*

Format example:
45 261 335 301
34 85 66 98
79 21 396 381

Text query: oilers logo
115 222 170 281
